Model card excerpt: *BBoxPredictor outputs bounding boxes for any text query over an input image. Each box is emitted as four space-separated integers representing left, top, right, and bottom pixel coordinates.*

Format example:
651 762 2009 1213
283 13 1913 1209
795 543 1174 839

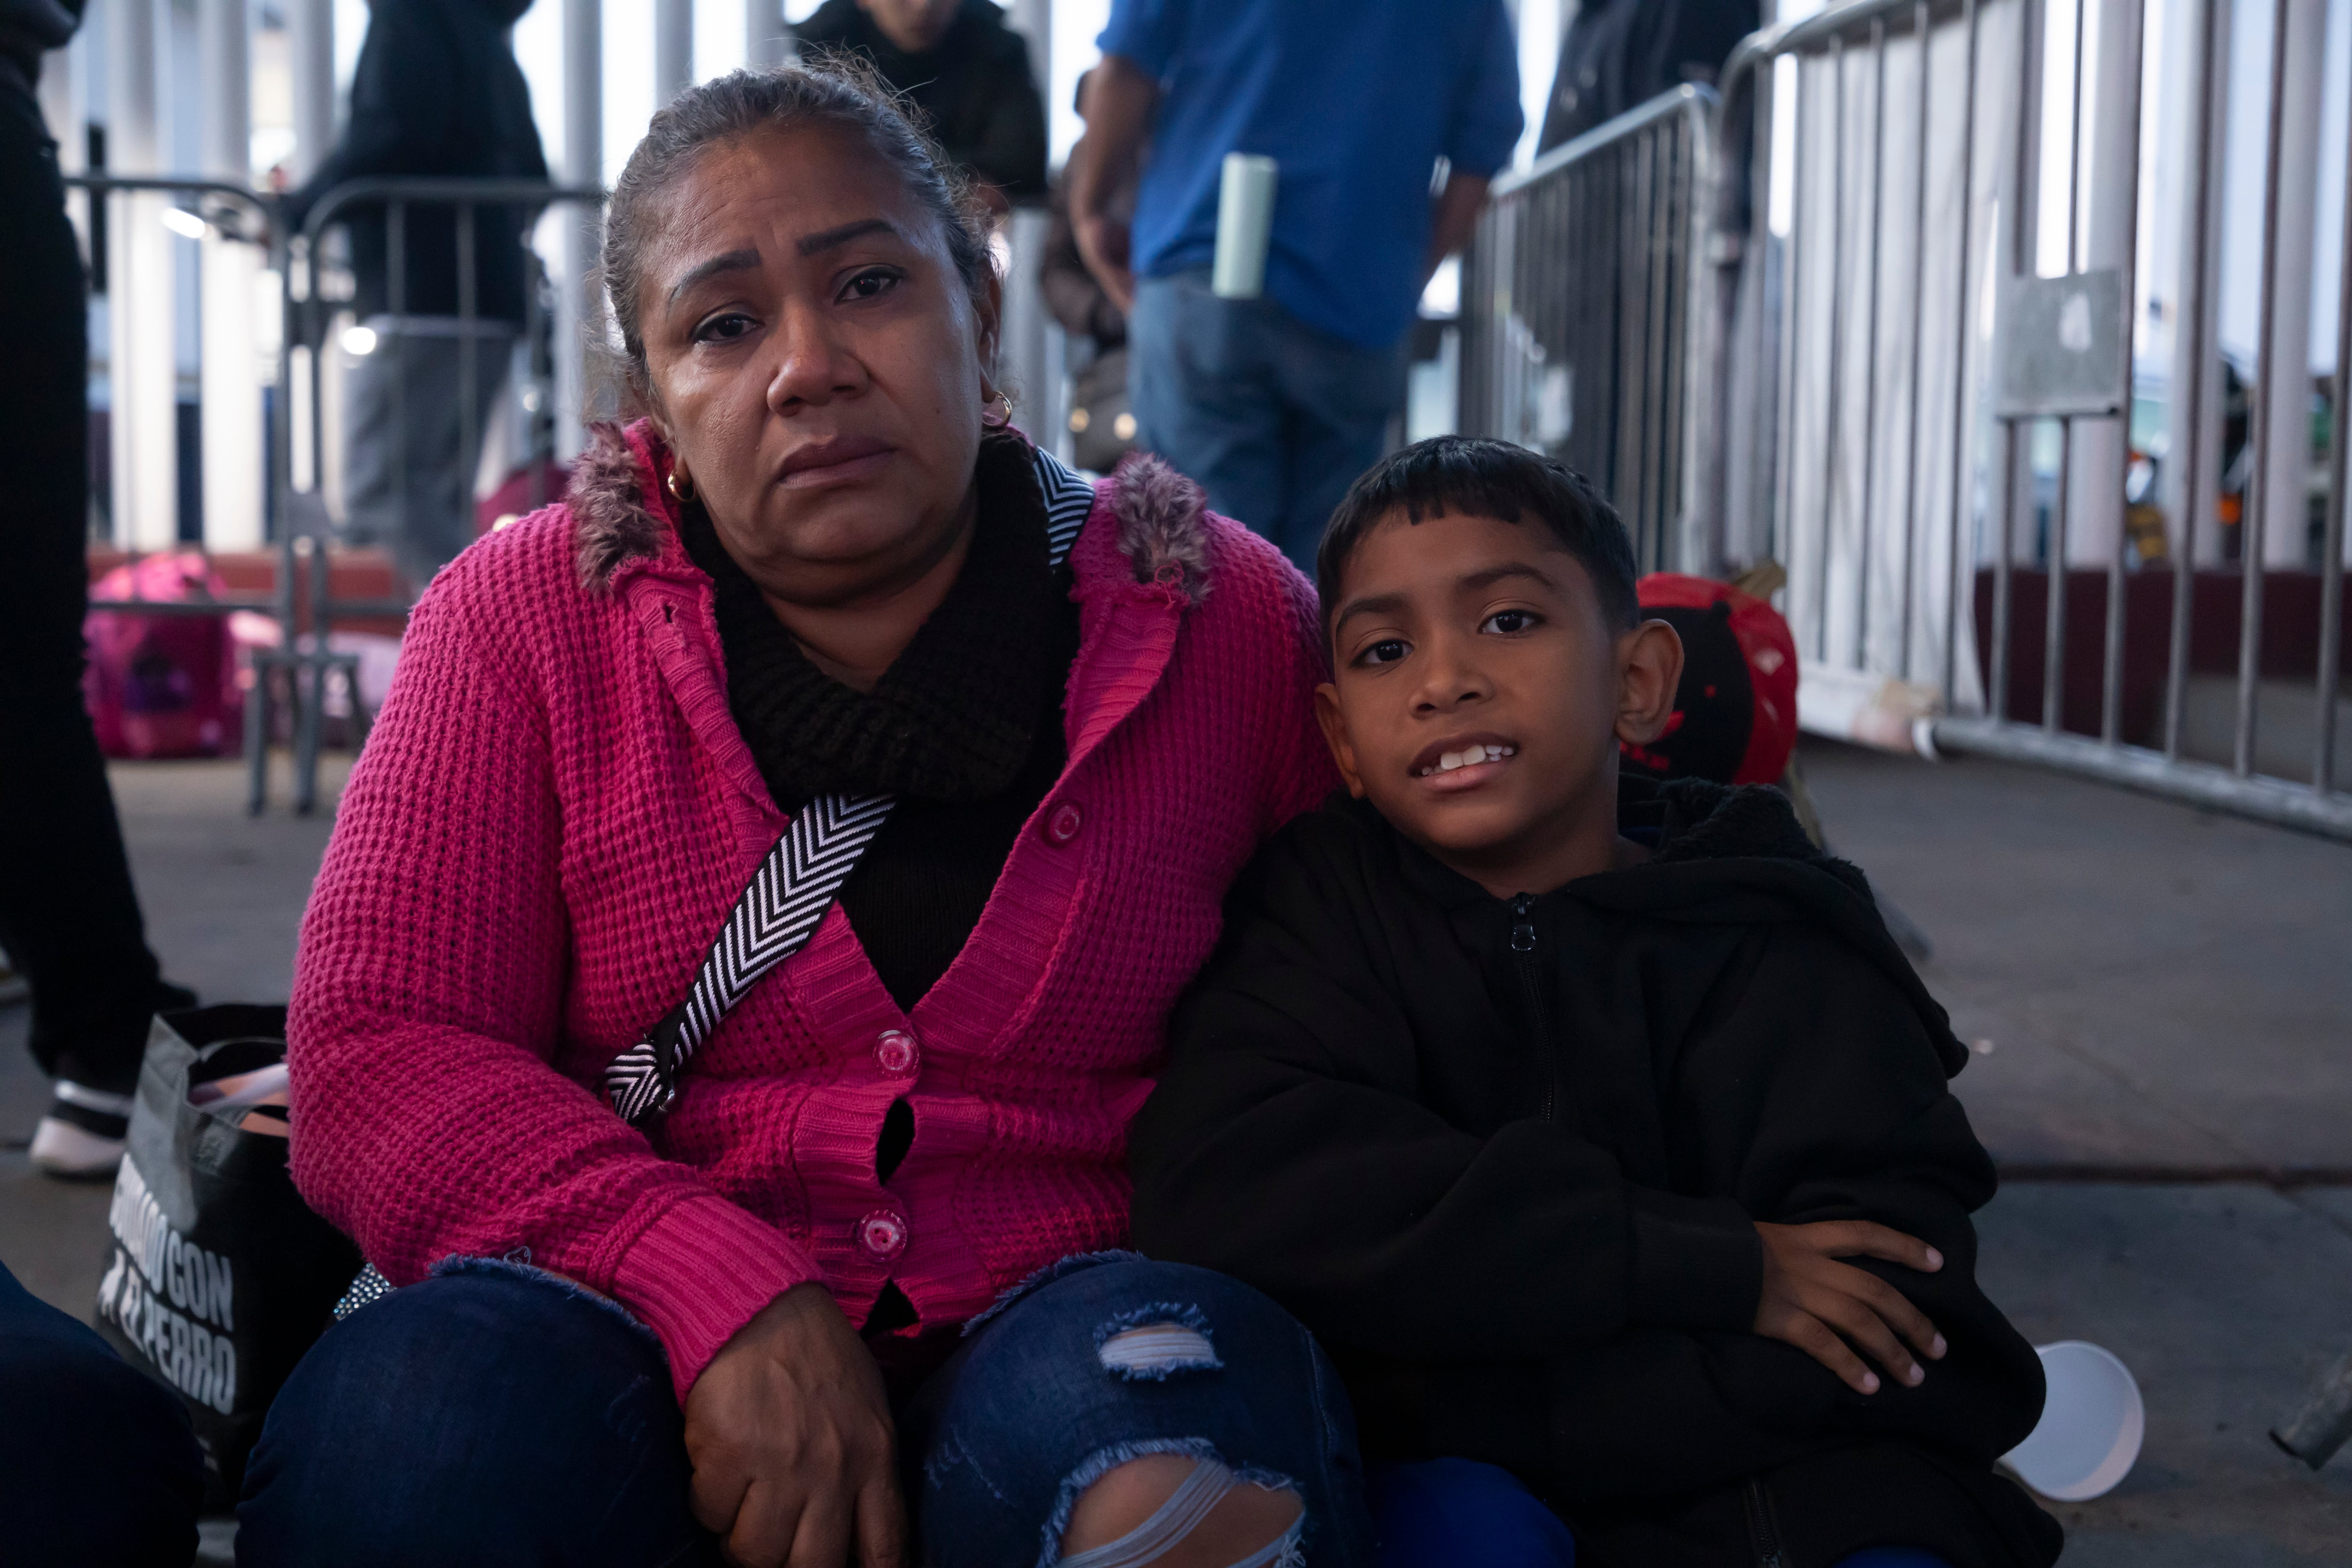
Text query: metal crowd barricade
1468 0 2350 841
67 172 280 625
1699 0 2015 763
1459 85 1719 574
269 176 606 814
1696 0 2350 840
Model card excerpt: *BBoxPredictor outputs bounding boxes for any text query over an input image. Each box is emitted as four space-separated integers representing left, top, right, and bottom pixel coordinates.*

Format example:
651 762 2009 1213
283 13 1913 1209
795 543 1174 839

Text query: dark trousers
0 1257 204 1566
0 80 170 1092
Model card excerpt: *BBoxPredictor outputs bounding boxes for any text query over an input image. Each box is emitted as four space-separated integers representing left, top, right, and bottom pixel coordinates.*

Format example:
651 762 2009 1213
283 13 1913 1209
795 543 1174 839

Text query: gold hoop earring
981 391 1014 430
666 468 695 503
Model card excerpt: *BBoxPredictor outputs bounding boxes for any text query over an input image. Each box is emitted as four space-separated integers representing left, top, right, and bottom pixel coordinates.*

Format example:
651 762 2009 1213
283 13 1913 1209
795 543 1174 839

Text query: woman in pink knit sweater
240 64 1374 1568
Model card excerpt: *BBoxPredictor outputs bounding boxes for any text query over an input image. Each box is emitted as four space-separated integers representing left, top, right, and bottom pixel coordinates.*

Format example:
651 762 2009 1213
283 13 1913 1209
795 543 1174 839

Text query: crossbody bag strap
603 792 895 1126
604 446 1094 1129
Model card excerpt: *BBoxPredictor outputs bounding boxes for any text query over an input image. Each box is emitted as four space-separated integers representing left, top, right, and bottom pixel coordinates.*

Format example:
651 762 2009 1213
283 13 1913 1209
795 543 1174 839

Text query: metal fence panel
277 177 605 812
1460 85 1717 574
1700 0 2351 840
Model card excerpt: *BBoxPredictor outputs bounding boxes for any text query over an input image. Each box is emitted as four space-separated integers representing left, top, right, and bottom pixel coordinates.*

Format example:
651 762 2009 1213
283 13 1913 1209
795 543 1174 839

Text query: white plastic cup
2002 1340 2145 1501
1212 152 1278 300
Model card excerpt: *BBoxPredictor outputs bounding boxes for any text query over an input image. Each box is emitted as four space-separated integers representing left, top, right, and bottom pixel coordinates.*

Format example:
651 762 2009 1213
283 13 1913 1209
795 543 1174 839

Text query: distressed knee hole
1100 1322 1221 1378
1095 1303 1221 1380
1057 1454 1304 1568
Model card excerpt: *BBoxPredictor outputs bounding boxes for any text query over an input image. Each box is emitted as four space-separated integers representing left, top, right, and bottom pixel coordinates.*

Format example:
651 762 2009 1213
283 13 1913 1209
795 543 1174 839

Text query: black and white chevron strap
604 791 896 1126
1033 446 1095 565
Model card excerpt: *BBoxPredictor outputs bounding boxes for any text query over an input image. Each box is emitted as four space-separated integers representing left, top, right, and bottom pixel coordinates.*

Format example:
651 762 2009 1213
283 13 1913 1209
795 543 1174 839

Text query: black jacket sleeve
1129 829 1762 1367
1539 919 2044 1502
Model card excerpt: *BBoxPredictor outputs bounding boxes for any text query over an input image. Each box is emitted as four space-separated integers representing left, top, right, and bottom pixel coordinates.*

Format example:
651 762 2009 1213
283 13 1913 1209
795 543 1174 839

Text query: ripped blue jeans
237 1252 1378 1568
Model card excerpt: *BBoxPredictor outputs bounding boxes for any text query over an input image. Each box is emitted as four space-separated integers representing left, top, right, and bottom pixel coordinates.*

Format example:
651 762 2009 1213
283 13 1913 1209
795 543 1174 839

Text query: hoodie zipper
1509 894 1558 1123
1743 1477 1791 1568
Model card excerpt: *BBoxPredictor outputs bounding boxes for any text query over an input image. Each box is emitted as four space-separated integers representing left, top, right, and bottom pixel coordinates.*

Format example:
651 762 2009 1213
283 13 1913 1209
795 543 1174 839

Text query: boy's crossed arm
1755 1219 1947 1394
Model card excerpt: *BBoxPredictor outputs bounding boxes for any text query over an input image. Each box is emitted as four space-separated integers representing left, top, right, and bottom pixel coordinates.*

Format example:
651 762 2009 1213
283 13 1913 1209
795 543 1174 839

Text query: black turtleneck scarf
679 433 1082 1021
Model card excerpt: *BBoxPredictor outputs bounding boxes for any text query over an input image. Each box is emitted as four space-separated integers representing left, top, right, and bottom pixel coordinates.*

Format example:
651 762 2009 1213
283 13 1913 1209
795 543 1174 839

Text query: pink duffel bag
84 552 244 760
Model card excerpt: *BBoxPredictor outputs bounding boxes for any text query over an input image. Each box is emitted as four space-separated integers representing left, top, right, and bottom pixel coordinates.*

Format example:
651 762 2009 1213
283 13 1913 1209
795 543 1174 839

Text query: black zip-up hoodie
1131 779 2061 1568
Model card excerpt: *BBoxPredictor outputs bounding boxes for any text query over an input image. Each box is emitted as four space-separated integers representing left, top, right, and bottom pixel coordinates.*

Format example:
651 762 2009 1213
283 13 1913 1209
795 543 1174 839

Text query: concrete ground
1803 740 2352 1176
1 744 2347 1563
1803 741 2352 1565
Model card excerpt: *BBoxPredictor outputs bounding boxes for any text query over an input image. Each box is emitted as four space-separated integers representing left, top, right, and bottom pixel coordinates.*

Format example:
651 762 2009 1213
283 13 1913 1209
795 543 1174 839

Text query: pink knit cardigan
286 420 1336 1399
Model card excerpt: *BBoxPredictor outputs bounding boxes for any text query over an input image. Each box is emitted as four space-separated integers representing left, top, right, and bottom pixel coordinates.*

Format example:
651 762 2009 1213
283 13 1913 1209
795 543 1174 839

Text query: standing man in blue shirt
1069 0 1523 567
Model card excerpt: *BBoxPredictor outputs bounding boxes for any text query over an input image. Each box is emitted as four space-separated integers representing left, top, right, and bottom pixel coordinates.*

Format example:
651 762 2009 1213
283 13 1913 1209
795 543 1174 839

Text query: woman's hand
1752 1220 1949 1395
683 1282 909 1568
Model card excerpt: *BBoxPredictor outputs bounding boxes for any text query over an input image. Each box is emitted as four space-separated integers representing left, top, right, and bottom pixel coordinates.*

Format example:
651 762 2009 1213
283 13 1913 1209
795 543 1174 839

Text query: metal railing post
2237 0 2295 778
2045 418 2074 730
2314 83 2352 796
1897 0 1930 683
2163 0 2225 763
1941 0 1983 712
2098 0 2149 748
458 201 480 565
1817 36 1848 661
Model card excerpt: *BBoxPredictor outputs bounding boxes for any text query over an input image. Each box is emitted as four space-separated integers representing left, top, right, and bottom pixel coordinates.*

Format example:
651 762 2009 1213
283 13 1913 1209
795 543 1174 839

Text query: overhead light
161 207 209 239
341 324 379 356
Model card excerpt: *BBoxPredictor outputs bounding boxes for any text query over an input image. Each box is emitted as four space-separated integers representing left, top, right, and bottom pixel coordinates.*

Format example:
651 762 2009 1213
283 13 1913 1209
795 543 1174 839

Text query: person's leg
338 328 402 561
906 1253 1377 1568
239 1259 712 1568
1365 1458 1574 1568
0 1256 203 1568
395 325 514 588
0 80 181 1152
1269 317 1411 572
340 321 461 592
386 327 468 591
1129 272 1289 545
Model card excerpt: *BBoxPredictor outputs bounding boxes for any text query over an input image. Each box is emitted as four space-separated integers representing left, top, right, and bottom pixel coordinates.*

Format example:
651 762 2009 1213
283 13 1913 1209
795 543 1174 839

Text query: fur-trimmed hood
567 420 1214 602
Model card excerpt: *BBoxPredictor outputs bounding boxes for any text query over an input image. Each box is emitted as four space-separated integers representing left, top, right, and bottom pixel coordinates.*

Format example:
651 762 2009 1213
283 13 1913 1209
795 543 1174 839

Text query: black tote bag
92 1005 363 1510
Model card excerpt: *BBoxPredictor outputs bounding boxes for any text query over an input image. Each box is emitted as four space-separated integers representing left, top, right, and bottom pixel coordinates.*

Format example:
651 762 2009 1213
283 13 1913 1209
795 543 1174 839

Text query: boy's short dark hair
1314 437 1640 642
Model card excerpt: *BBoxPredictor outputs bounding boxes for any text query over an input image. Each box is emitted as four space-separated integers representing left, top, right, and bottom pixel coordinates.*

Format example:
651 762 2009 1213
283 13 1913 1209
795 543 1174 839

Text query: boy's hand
1752 1220 1948 1395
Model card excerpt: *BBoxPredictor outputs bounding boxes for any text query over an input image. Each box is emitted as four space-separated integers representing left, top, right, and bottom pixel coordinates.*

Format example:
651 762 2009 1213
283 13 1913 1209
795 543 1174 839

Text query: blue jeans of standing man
1129 271 1411 572
239 1251 1379 1566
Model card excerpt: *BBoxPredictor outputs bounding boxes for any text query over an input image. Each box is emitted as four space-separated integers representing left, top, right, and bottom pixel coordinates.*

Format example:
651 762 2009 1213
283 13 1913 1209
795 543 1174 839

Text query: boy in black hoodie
1128 438 2060 1568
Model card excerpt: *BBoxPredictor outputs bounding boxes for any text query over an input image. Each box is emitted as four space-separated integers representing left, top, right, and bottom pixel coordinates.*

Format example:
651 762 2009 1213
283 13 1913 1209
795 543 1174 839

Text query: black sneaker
30 1082 136 1178
28 980 198 1178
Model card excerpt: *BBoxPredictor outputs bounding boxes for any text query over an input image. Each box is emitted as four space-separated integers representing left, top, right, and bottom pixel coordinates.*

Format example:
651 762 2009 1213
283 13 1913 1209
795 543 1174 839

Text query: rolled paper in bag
1212 152 1278 299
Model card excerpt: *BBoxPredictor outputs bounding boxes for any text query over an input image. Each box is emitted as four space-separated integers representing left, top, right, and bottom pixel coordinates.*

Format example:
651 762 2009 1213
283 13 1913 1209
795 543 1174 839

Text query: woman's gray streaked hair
599 59 994 399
